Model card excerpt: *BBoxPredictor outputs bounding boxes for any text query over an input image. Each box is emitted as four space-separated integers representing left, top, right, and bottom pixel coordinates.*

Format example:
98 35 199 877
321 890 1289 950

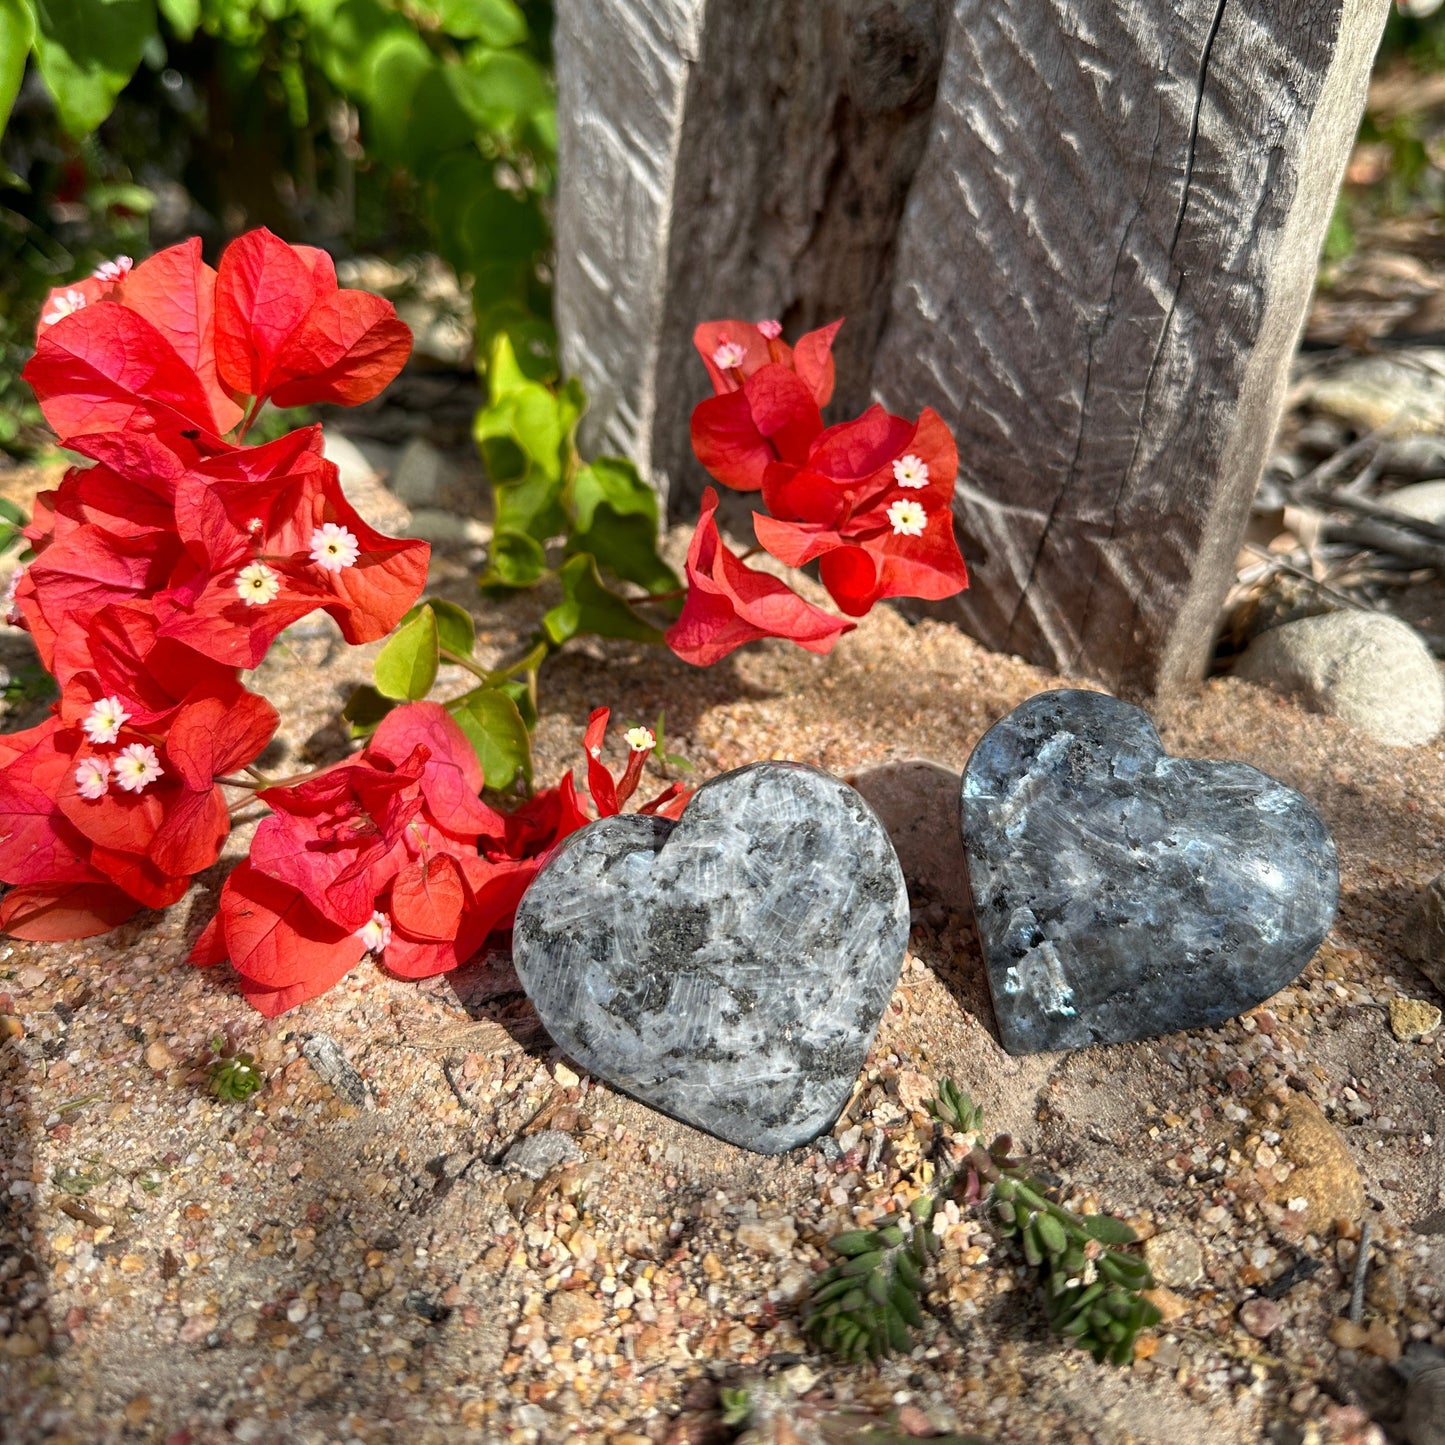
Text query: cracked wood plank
873 0 1389 696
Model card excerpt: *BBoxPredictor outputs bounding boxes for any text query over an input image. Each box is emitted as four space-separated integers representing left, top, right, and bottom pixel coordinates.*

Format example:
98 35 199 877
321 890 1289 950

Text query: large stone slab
513 763 909 1154
960 689 1338 1054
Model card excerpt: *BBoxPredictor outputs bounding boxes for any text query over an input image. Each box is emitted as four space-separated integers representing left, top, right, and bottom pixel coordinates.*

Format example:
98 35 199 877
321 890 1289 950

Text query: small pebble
1389 997 1442 1043
1239 1298 1284 1338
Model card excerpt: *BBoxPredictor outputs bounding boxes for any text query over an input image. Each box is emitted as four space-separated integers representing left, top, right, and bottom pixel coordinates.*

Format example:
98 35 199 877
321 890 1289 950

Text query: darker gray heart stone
961 689 1338 1054
513 762 909 1154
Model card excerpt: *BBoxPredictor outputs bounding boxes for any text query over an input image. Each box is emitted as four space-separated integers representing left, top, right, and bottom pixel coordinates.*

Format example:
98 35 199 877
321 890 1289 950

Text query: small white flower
246 517 264 534
73 757 111 800
112 743 162 794
92 255 133 283
41 289 88 327
82 695 130 745
893 453 929 488
886 498 927 537
756 319 783 340
3 566 24 624
357 911 391 954
308 522 360 573
236 562 281 606
712 339 746 370
624 726 656 753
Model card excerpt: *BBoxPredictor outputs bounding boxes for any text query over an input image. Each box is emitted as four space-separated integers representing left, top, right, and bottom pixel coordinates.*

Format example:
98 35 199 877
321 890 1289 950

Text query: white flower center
893 454 929 489
886 499 927 537
624 726 656 753
42 289 88 327
756 319 783 340
357 911 391 954
92 256 133 283
236 562 280 606
112 743 162 794
82 695 130 745
712 340 746 370
74 758 111 800
308 522 360 573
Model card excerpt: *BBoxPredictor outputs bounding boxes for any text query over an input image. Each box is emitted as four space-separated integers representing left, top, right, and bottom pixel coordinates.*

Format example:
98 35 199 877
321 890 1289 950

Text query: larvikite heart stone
961 689 1338 1054
513 763 909 1154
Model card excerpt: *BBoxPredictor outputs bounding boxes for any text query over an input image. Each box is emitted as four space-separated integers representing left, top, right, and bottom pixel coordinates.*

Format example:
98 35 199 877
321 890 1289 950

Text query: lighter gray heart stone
512 763 909 1154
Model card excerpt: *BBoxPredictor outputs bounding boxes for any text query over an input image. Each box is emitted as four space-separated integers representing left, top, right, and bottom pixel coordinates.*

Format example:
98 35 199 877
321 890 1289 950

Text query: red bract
666 488 855 665
690 366 823 493
752 406 969 616
214 227 412 410
0 676 279 933
194 704 525 1014
2 228 426 959
694 318 841 406
156 426 428 666
191 703 686 1016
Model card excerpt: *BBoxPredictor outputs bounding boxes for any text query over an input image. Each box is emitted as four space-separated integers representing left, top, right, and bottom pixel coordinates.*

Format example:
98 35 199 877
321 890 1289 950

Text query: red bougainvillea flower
193 705 522 1014
0 673 278 936
665 487 855 665
693 318 842 406
153 426 429 667
752 405 969 617
190 703 687 1016
690 365 824 493
26 239 244 458
214 226 412 410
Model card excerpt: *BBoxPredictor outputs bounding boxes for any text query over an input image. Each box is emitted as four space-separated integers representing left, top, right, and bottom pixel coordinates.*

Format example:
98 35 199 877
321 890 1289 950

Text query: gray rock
322 429 383 491
1300 350 1445 435
513 763 909 1154
301 1034 371 1108
1406 873 1445 995
1380 434 1445 480
404 508 491 547
961 690 1338 1055
389 438 455 508
1383 479 1445 527
1397 1343 1445 1445
501 1130 583 1180
1235 611 1444 746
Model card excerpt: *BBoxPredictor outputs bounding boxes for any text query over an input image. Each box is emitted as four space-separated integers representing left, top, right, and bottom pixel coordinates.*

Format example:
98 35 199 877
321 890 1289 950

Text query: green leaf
428 0 527 45
374 605 438 701
492 469 566 544
341 683 396 739
568 456 679 596
426 598 476 658
30 0 158 137
542 553 664 648
156 0 197 39
1079 1214 1138 1247
496 676 537 731
0 498 26 526
480 528 549 590
450 687 531 789
450 45 551 139
0 0 35 142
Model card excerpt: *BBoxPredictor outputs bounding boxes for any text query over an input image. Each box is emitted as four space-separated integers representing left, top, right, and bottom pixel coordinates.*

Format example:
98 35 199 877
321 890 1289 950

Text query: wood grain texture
872 0 1389 696
554 0 1388 695
555 0 945 509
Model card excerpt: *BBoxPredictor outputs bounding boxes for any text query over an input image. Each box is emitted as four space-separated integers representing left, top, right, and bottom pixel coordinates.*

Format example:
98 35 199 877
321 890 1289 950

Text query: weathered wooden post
554 0 1390 697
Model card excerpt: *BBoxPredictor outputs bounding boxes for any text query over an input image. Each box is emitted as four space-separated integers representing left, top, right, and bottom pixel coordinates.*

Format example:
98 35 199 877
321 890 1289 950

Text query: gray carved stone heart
513 763 909 1154
961 689 1339 1054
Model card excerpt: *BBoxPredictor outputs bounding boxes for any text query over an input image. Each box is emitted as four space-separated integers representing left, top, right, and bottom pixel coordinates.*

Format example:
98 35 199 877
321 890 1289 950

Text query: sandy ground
0 498 1442 1445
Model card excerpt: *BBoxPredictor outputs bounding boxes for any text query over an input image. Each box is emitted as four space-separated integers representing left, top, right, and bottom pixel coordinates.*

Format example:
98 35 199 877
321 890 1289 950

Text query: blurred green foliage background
0 0 557 452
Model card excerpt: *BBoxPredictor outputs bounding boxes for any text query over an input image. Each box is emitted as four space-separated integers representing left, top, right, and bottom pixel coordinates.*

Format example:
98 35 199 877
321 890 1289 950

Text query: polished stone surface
513 763 909 1154
961 689 1339 1054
